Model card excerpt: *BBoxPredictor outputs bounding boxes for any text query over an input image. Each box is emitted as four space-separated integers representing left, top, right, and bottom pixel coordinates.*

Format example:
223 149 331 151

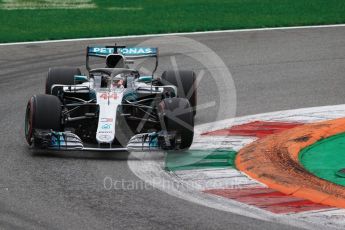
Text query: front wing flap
126 131 179 151
34 130 83 150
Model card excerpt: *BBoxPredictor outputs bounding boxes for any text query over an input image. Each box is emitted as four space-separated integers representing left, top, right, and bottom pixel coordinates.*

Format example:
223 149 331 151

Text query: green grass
1 0 345 43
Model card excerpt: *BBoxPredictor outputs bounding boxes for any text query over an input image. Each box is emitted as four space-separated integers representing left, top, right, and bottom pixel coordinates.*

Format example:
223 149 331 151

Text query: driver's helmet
110 74 124 88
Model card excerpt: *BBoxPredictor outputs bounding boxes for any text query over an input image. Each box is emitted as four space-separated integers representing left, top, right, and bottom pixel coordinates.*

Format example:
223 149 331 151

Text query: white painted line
192 135 257 152
174 168 261 190
1 24 345 46
0 0 96 10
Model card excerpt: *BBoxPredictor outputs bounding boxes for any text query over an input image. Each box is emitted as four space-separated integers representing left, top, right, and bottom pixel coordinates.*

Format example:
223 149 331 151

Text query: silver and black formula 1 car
25 45 197 151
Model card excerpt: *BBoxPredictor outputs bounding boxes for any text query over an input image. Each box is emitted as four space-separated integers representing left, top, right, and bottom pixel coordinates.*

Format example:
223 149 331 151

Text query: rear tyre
25 94 62 145
160 98 194 150
161 70 197 116
45 67 81 95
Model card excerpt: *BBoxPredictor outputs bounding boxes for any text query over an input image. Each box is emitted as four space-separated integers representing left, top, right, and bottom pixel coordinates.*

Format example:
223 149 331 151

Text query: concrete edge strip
1 24 345 46
195 103 345 134
236 118 345 208
127 153 326 230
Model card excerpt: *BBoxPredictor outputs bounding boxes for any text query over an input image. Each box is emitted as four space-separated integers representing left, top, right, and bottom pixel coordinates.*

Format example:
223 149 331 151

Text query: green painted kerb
165 149 237 171
300 132 345 187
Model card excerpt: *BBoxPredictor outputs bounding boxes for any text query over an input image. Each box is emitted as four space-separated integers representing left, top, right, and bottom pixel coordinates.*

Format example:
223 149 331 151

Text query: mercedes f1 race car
25 45 197 151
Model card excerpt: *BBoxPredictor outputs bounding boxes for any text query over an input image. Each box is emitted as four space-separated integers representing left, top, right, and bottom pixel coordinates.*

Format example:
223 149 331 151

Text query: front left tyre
159 97 194 150
25 94 62 145
161 70 197 116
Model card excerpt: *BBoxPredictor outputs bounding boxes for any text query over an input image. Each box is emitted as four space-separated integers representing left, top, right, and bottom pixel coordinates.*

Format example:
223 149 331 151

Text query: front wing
32 130 178 151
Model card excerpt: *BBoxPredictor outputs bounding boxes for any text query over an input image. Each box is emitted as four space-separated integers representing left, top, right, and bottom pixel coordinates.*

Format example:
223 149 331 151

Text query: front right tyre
25 94 62 145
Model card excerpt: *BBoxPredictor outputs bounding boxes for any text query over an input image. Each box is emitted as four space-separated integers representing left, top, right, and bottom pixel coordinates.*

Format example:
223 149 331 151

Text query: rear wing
86 45 158 72
87 46 158 58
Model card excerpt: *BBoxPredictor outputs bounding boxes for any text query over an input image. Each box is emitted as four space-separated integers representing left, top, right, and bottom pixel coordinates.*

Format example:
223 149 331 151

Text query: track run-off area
0 25 345 229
